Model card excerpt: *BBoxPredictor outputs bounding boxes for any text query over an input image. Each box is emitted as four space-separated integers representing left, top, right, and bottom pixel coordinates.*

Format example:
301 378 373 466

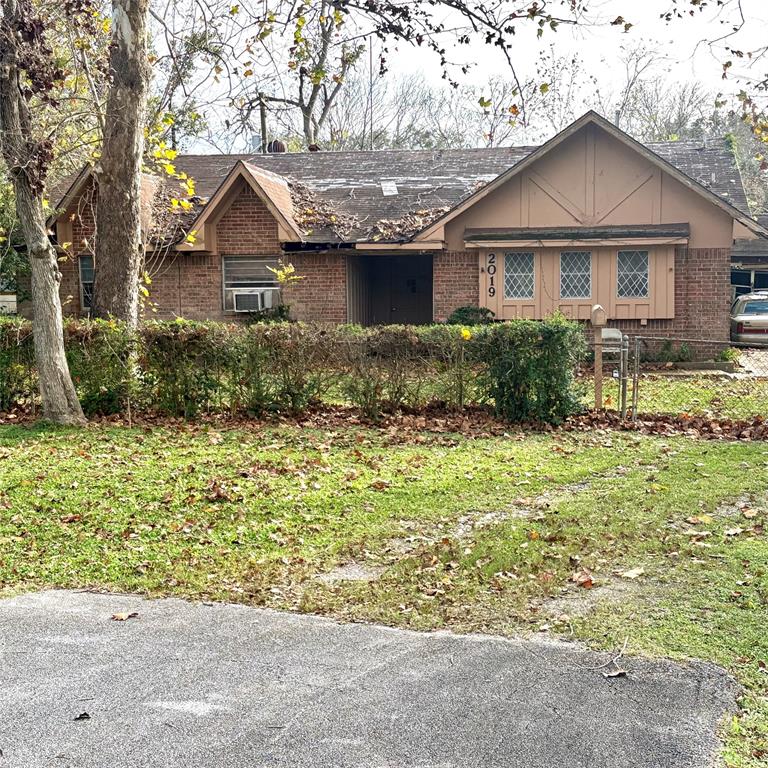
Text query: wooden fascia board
239 165 304 242
464 237 689 248
354 241 444 250
47 167 93 229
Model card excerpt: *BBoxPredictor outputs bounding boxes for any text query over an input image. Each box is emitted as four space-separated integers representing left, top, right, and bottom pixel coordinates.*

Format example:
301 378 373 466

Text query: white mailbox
601 327 623 353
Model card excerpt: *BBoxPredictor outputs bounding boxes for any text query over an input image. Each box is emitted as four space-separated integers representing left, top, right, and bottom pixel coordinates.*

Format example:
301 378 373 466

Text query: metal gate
628 336 768 421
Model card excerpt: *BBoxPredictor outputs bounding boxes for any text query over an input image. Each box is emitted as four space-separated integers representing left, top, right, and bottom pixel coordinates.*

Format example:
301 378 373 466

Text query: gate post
619 334 629 419
591 304 607 410
631 336 641 422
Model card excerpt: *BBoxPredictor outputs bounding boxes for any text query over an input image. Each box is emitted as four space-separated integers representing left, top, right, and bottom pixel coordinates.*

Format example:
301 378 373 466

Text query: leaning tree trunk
93 0 150 327
0 0 85 425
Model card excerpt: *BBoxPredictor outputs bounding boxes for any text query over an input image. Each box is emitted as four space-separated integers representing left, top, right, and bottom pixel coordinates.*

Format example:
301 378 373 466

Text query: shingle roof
733 213 768 264
52 137 752 244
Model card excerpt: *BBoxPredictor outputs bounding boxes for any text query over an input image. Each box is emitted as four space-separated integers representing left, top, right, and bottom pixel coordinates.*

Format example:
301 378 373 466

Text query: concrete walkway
0 591 737 767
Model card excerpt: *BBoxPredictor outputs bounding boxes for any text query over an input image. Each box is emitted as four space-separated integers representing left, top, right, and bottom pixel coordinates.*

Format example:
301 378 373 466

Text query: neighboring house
0 294 16 315
41 111 768 341
0 277 16 314
732 213 768 299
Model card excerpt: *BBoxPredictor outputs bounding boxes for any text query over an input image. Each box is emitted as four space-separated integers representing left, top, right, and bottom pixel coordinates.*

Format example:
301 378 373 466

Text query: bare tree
0 0 84 423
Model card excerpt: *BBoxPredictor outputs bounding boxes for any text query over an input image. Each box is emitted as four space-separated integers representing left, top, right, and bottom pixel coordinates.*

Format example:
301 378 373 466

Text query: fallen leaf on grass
724 527 744 537
743 509 758 519
60 514 82 524
571 568 594 589
369 479 391 491
686 514 713 525
620 567 645 580
110 611 139 622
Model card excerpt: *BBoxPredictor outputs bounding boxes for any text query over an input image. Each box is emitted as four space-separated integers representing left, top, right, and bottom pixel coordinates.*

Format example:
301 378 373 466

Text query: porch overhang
354 241 444 251
463 223 690 249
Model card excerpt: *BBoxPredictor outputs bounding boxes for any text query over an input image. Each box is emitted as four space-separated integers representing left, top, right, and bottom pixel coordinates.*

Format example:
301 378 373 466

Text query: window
559 251 592 299
222 256 280 312
503 252 535 299
741 299 768 315
617 250 649 298
78 255 94 310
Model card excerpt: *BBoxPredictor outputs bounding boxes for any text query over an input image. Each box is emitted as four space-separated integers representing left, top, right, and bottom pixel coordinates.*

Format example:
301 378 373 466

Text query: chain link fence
587 335 768 421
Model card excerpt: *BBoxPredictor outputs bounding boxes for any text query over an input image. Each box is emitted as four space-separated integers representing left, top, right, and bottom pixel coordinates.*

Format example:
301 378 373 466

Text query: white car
731 291 768 344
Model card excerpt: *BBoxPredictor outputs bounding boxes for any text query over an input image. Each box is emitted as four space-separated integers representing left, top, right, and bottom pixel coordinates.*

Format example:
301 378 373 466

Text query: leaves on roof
289 181 359 240
289 180 449 241
366 206 451 242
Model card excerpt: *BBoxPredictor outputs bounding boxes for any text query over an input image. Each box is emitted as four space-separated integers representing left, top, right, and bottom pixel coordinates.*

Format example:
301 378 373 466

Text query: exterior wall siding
282 253 347 323
433 251 479 322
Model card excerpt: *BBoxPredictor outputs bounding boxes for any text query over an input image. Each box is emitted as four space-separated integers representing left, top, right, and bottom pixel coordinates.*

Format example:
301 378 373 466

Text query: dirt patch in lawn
314 562 387 584
542 577 655 620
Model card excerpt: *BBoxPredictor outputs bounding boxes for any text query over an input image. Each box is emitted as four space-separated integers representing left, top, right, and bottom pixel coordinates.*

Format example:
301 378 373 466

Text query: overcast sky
384 0 767 101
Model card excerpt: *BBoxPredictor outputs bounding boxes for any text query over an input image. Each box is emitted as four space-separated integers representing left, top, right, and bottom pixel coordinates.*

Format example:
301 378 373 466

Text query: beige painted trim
478 245 675 321
465 237 689 248
355 241 444 250
414 111 768 242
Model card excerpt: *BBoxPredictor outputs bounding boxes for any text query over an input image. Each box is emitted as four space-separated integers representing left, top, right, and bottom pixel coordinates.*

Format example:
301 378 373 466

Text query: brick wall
282 252 347 323
433 251 479 322
216 183 280 255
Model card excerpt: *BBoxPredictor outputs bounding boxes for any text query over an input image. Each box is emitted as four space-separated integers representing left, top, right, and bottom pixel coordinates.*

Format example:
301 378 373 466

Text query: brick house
45 111 767 340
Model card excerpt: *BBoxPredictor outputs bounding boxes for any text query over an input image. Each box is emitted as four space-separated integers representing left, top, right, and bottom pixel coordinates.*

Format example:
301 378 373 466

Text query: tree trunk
93 0 150 327
0 0 85 425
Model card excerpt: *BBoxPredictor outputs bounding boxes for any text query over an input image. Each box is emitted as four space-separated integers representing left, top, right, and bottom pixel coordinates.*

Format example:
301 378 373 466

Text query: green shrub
655 339 694 364
717 347 742 363
140 320 236 417
1 317 586 425
446 305 495 325
474 316 585 424
249 322 336 414
0 316 34 411
64 319 137 415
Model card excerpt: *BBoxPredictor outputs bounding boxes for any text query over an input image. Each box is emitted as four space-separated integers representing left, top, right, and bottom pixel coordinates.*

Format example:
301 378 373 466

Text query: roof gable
414 111 767 242
180 161 303 249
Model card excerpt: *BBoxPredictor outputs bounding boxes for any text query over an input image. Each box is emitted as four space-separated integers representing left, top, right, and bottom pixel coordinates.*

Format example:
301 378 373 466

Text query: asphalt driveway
0 590 737 768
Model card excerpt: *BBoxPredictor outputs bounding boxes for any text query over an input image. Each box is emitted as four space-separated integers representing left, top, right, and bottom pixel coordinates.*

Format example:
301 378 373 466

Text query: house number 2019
487 253 497 297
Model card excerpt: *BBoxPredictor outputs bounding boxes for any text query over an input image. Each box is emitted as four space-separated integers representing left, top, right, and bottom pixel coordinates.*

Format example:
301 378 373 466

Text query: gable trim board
177 160 304 251
413 111 767 244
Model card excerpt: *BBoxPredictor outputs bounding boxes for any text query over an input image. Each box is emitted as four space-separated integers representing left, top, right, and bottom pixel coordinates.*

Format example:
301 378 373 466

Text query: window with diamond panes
559 251 592 299
617 250 649 298
504 252 535 299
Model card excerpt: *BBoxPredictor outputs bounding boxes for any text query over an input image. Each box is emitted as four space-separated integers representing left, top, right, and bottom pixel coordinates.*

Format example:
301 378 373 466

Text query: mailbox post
591 304 607 410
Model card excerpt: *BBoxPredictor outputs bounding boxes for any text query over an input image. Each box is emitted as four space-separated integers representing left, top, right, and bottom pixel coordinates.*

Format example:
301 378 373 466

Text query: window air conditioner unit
233 289 277 313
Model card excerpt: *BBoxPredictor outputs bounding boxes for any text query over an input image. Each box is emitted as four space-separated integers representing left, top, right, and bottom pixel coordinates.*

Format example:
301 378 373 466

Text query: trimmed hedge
0 316 586 423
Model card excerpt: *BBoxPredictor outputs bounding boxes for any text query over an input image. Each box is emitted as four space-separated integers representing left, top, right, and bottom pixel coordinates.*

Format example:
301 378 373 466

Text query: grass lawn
1 418 767 765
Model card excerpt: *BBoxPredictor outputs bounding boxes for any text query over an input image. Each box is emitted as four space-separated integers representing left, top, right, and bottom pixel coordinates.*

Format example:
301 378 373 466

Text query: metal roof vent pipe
308 143 320 152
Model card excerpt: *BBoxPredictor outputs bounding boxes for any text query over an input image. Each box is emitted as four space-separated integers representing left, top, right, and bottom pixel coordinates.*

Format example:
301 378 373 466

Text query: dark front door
366 255 433 325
